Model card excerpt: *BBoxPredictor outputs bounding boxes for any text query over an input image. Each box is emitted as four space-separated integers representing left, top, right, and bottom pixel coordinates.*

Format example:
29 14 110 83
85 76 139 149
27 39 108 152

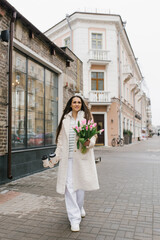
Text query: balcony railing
89 91 111 103
89 49 110 61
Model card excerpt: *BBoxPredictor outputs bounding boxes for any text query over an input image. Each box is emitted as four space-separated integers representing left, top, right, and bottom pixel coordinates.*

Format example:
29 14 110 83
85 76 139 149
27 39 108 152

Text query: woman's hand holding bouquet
73 119 104 154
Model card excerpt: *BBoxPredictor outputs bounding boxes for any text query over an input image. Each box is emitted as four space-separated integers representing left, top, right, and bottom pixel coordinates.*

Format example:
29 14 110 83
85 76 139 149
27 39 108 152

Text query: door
93 114 104 145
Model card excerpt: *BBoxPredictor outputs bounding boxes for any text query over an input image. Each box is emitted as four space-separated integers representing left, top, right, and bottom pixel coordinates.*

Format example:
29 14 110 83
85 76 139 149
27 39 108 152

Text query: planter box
124 134 129 144
129 134 132 144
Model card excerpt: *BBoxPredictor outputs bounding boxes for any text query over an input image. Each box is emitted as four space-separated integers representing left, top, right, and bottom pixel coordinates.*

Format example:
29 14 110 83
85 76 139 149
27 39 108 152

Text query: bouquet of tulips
73 119 104 154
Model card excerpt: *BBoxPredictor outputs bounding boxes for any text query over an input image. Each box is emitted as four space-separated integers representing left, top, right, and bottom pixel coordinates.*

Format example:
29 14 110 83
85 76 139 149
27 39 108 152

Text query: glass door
93 114 104 145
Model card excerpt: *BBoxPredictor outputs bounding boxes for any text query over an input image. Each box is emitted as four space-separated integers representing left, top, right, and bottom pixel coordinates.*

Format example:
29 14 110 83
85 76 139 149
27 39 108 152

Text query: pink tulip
90 125 93 130
86 126 88 131
93 123 97 127
81 119 86 125
100 129 104 134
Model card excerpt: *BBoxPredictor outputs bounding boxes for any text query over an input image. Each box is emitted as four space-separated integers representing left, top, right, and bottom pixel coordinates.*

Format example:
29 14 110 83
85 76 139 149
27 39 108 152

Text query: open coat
55 110 99 195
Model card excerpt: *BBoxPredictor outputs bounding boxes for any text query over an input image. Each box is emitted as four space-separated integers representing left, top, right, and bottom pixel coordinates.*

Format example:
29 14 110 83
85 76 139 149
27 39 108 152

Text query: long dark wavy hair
55 96 92 143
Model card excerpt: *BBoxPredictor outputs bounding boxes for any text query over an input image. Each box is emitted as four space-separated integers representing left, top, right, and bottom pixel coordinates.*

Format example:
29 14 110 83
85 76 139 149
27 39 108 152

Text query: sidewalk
0 137 160 240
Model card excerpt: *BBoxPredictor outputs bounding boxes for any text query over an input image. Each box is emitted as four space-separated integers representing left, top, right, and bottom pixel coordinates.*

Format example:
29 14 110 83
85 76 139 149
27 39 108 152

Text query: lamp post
118 21 126 138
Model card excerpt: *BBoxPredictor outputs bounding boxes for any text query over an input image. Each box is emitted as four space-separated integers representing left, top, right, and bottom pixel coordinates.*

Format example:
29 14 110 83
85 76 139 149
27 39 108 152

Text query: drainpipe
66 14 72 51
7 11 17 179
117 21 126 138
140 77 144 137
133 88 136 140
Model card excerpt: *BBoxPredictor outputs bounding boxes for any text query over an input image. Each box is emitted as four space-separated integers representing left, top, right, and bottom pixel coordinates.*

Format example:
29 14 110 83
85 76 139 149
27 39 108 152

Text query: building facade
45 12 151 145
0 0 82 184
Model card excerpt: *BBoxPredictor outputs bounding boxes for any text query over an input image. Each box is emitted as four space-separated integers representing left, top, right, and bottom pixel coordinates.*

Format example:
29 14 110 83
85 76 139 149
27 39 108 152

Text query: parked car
45 132 54 145
28 132 54 146
28 133 44 146
18 132 36 144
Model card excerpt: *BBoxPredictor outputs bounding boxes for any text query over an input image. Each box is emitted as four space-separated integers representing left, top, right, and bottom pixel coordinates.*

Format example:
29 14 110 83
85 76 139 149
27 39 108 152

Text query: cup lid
49 153 56 157
41 155 48 160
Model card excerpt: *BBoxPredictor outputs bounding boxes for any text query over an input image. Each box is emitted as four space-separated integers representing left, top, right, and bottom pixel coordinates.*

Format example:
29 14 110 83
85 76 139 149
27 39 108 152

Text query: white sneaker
71 224 80 232
81 207 86 218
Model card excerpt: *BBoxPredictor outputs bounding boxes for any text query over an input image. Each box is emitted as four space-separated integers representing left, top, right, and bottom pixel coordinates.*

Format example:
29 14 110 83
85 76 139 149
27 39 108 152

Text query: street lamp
118 21 126 138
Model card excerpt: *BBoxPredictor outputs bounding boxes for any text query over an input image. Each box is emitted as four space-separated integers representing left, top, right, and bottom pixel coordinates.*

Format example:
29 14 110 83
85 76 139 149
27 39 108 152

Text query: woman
44 95 99 232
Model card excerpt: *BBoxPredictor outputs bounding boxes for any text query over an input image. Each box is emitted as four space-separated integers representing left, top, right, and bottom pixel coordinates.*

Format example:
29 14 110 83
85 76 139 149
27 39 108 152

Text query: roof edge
1 0 73 62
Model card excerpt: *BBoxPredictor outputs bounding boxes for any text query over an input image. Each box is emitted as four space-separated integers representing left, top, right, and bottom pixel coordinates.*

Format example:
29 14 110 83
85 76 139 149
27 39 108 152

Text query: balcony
89 91 111 105
123 65 133 83
89 49 110 64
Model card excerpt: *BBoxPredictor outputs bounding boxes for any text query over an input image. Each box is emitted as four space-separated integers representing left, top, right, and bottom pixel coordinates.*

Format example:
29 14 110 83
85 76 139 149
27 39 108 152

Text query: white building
45 12 151 146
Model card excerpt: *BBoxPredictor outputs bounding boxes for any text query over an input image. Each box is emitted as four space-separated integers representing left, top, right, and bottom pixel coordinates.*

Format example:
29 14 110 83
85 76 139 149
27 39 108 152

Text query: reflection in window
45 70 58 145
27 59 44 147
12 51 58 149
12 52 26 149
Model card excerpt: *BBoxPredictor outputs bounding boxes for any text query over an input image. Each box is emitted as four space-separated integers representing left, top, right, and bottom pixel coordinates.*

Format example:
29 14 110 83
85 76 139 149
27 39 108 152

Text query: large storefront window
12 51 58 149
12 52 26 149
45 70 58 146
27 60 44 147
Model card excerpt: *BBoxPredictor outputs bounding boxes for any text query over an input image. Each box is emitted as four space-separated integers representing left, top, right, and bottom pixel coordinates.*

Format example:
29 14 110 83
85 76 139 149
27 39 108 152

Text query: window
91 33 102 49
123 83 126 99
123 117 126 130
27 59 44 147
45 70 58 146
12 52 26 149
127 119 129 130
91 72 104 91
12 51 58 149
64 37 70 48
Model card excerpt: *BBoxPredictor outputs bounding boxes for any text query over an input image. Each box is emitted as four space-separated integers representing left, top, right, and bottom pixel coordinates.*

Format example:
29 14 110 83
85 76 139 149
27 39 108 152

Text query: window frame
91 33 103 49
91 71 104 91
12 49 58 150
89 29 105 50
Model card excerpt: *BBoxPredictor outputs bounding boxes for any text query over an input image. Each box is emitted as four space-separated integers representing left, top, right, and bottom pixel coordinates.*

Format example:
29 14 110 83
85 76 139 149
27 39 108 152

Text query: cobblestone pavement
0 136 160 240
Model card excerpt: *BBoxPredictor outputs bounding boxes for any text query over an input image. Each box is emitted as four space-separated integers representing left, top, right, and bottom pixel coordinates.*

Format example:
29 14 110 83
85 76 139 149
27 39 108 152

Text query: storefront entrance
93 114 104 145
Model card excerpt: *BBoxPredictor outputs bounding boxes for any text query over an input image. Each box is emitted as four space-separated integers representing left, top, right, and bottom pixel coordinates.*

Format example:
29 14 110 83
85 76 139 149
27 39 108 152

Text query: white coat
55 110 99 195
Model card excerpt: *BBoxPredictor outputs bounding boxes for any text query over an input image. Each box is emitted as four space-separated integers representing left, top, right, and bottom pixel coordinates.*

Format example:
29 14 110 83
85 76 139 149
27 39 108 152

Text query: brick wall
0 7 10 156
0 4 83 156
14 20 83 108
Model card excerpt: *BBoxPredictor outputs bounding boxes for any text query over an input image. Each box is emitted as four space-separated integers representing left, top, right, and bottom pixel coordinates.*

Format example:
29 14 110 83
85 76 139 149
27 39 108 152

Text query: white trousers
65 157 84 225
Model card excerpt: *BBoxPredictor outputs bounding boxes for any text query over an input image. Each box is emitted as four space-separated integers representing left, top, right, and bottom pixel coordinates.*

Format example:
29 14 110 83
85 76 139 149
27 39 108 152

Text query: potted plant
127 130 133 143
123 129 129 144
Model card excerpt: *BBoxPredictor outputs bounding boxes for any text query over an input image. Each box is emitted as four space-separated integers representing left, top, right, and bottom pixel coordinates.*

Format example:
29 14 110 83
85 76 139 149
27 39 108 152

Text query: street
0 136 160 240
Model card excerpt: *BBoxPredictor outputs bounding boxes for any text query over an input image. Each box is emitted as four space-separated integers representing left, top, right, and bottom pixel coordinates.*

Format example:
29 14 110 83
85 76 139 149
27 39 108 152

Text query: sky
7 0 160 126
